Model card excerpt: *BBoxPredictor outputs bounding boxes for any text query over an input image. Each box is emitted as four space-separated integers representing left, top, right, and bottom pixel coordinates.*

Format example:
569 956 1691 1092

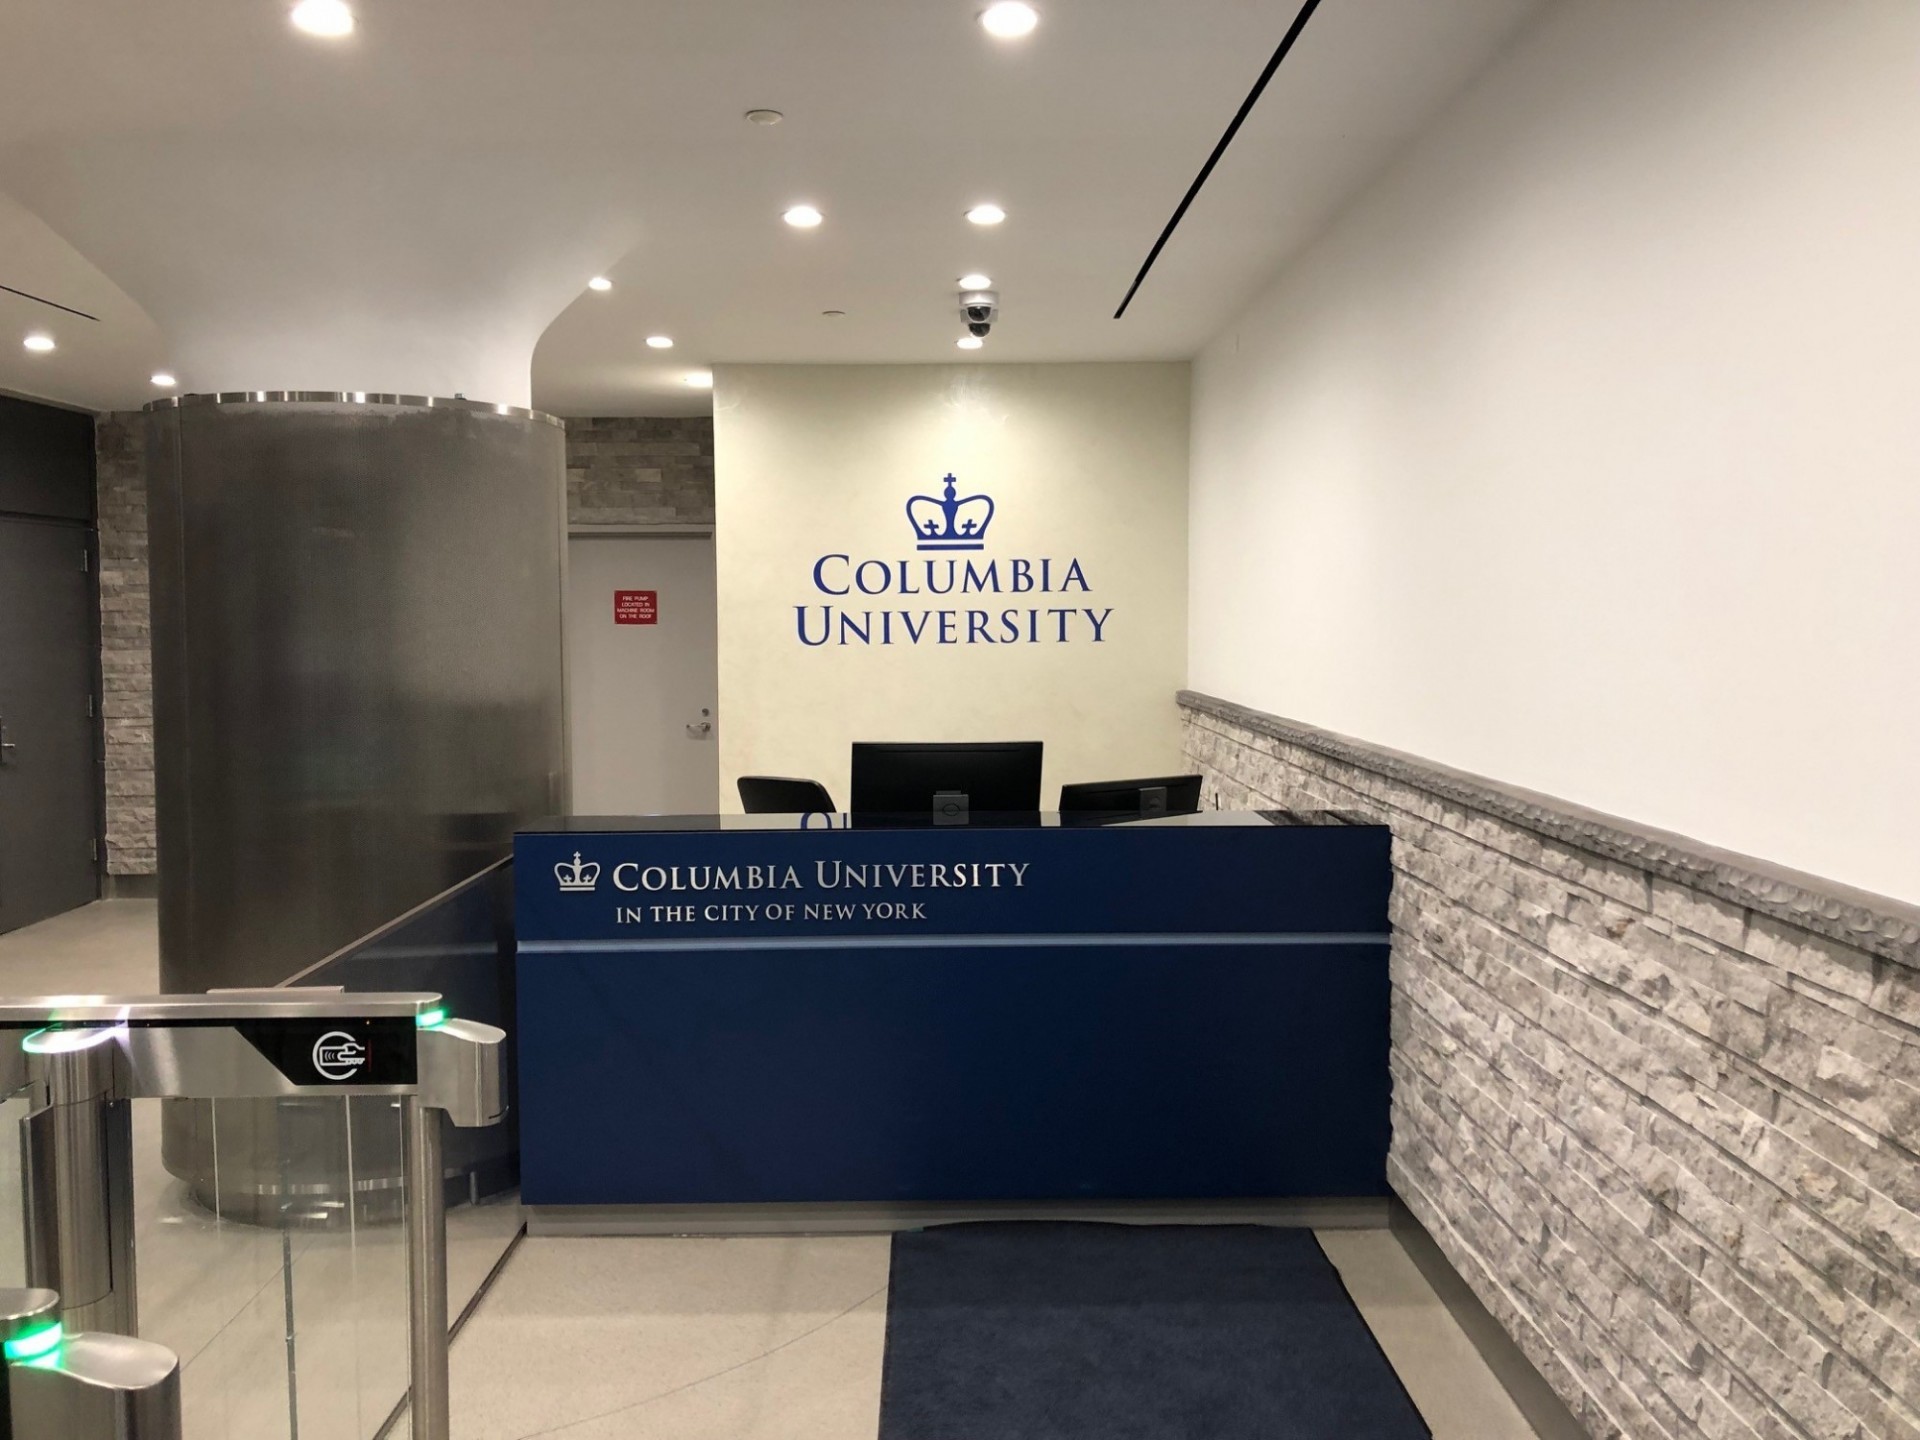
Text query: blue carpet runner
877 1222 1432 1440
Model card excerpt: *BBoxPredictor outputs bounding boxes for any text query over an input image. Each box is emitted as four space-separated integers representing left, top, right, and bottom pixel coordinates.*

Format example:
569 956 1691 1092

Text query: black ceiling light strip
1113 0 1326 320
0 284 100 323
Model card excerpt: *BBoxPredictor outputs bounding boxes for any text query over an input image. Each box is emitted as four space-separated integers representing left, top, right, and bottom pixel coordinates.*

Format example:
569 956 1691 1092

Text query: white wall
715 362 1189 810
1189 0 1920 903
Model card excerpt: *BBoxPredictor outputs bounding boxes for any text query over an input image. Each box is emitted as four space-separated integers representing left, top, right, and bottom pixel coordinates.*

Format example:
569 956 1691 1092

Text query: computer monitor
850 741 1043 816
1057 774 1203 821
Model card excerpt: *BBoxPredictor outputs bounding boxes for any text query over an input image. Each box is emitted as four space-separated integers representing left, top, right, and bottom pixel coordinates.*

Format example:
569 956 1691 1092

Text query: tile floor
450 1235 890 1440
1 902 1544 1440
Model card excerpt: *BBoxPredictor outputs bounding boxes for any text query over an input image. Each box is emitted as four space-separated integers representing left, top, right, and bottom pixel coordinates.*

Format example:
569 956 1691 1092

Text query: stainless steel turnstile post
19 1030 136 1337
404 1015 504 1440
1 1286 182 1440
0 994 506 1440
404 1096 449 1439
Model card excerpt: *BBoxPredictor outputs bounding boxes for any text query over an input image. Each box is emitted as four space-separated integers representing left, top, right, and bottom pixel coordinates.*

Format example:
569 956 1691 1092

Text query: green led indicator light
21 1026 119 1056
415 1008 450 1030
4 1320 63 1364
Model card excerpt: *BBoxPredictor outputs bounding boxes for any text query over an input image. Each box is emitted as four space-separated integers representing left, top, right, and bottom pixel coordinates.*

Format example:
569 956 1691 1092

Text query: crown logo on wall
907 474 995 552
555 852 601 892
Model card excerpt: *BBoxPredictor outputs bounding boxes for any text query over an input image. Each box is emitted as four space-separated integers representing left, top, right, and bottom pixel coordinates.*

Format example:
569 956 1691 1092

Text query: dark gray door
0 516 99 933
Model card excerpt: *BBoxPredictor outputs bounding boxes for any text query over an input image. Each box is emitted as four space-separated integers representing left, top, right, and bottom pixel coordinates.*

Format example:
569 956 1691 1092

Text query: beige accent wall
714 363 1188 811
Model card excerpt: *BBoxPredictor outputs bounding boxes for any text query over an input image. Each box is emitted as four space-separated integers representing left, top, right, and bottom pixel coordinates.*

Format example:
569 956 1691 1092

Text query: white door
566 534 720 815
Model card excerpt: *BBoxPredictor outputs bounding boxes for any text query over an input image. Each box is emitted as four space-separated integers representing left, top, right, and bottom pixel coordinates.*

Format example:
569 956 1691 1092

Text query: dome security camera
960 289 999 328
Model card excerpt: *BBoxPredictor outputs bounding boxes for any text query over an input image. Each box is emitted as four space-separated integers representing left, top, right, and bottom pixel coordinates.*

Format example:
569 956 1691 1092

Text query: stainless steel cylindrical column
146 394 566 993
20 1030 137 1336
403 1096 450 1440
145 393 565 1223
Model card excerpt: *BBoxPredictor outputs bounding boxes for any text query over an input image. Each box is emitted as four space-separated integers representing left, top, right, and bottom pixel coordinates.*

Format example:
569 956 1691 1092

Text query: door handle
0 716 15 765
685 707 714 740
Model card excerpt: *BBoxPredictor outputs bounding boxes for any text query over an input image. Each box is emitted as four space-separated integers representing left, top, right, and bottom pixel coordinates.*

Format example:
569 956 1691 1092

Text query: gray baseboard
527 1195 1390 1238
1389 1197 1588 1440
103 873 159 899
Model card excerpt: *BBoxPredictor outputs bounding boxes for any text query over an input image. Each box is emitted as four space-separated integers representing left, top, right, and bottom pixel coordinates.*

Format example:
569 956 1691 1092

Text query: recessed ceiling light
645 335 674 349
685 371 714 389
588 276 613 292
22 333 54 353
745 109 785 126
958 273 993 290
980 3 1039 39
965 204 1006 226
151 372 178 388
783 205 824 229
956 336 985 350
290 0 354 38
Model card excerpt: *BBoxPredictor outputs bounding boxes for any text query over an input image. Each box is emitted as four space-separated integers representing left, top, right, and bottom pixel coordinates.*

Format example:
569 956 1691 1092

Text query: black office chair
737 776 838 814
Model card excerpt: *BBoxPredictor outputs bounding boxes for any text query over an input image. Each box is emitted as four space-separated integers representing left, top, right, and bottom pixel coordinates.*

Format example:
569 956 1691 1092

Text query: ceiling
0 0 1548 417
0 190 167 413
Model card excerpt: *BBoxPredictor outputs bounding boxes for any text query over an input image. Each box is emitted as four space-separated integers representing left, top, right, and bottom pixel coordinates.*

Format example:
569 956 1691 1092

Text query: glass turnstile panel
275 1097 413 1440
0 1090 515 1440
292 855 526 1436
0 1095 28 1290
131 1095 414 1440
139 1097 297 1439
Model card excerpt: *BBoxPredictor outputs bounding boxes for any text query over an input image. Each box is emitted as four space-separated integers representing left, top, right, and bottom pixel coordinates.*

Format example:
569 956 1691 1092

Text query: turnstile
0 993 504 1440
1 1286 181 1440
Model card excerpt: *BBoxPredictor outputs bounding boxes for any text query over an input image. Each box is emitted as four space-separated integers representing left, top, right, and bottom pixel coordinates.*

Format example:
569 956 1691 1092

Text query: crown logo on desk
907 474 995 552
555 852 601 893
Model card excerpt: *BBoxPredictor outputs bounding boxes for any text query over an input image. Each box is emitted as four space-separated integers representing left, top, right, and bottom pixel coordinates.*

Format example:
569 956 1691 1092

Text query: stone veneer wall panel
565 415 714 528
1180 691 1920 1440
95 412 155 877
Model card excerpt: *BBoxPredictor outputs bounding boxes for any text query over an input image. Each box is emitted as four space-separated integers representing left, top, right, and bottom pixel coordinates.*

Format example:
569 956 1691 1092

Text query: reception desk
514 811 1392 1226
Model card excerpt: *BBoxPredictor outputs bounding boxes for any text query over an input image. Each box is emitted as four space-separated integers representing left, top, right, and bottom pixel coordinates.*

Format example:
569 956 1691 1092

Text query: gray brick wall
86 410 713 878
565 416 714 528
1180 693 1920 1440
95 412 154 877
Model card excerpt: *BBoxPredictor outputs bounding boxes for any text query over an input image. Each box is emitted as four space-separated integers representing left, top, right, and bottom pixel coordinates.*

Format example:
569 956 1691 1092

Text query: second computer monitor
1058 774 1203 820
849 741 1043 816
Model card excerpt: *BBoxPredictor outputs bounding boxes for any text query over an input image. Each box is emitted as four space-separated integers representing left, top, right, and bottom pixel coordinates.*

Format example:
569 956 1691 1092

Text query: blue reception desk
514 811 1393 1215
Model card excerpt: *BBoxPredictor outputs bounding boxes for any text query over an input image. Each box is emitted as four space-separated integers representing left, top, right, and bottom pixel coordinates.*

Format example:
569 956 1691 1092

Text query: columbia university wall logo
908 474 994 551
312 1031 369 1081
556 852 601 893
795 470 1111 648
